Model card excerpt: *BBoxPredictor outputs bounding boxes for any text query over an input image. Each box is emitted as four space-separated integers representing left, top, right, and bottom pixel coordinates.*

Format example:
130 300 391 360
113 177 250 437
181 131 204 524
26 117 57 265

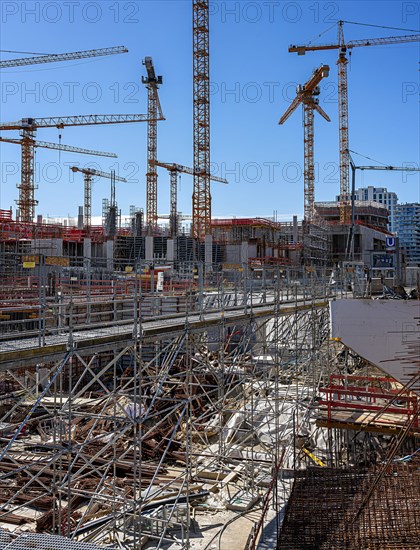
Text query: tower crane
0 113 162 222
151 160 228 237
0 136 116 221
0 46 128 69
289 22 420 224
193 0 211 241
142 57 164 233
70 166 127 231
346 150 420 259
279 65 330 222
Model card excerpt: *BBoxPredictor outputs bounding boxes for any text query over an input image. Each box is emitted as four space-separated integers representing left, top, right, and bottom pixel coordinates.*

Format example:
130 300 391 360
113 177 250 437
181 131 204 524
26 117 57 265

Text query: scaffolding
1 241 416 548
0 258 336 547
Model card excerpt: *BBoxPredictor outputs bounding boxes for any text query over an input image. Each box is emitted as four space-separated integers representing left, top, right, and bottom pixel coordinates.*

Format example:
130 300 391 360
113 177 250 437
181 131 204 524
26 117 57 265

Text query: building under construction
0 3 419 550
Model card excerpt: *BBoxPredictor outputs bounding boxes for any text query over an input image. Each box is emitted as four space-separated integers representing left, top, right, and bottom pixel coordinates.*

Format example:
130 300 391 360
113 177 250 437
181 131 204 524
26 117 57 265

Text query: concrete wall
31 239 63 256
224 242 259 264
225 244 241 264
83 238 91 259
359 225 387 266
406 267 420 287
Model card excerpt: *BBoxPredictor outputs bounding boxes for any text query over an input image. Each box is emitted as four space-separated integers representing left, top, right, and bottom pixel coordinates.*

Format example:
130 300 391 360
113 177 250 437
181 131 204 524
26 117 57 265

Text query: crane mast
85 174 93 231
142 57 163 233
170 171 178 237
288 23 420 225
193 0 211 240
19 130 36 222
303 104 315 221
279 65 330 222
337 22 350 223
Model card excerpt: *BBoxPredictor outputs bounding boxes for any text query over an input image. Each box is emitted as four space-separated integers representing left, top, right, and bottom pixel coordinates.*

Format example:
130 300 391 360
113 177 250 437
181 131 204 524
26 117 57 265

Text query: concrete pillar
205 234 213 270
77 206 84 230
292 215 298 243
167 238 176 262
106 240 114 272
145 236 154 263
83 238 92 261
241 241 249 265
52 239 63 256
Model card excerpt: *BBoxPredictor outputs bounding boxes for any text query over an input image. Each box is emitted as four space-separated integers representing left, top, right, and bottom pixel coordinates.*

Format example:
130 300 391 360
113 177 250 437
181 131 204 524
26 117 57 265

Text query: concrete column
77 206 84 229
167 238 176 262
205 234 213 271
83 238 92 261
52 239 63 256
145 236 154 263
106 240 114 272
292 215 298 243
241 241 249 265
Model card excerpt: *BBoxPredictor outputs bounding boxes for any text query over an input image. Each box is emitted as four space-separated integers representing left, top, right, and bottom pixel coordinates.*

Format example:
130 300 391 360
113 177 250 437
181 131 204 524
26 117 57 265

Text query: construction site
0 3 419 549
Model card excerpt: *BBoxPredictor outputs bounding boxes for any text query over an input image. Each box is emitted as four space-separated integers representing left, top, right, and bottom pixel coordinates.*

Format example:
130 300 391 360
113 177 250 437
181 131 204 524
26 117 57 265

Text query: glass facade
394 203 420 266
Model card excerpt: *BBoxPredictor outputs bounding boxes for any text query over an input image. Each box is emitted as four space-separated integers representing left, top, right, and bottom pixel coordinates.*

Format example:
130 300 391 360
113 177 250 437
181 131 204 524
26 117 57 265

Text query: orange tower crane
142 57 164 233
0 114 162 222
289 22 420 224
0 136 116 221
151 160 228 237
70 166 127 232
0 46 127 69
193 0 211 240
279 65 330 222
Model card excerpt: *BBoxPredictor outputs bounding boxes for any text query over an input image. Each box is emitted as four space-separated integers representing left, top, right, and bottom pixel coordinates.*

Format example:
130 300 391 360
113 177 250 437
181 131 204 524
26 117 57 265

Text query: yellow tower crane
289 22 420 224
0 136 116 221
279 65 330 223
0 114 162 222
142 57 164 234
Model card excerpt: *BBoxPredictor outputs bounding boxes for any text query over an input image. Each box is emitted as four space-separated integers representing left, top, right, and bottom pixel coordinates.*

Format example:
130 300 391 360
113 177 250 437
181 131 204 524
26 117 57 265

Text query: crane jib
0 114 164 131
289 33 420 54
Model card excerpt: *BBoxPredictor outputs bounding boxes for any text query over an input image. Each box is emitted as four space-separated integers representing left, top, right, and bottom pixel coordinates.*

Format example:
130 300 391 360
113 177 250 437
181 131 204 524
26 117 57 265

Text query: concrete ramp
330 299 420 396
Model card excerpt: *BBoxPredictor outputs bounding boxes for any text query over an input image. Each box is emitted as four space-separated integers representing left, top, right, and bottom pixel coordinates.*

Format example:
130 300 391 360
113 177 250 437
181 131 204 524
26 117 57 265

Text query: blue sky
0 0 419 221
